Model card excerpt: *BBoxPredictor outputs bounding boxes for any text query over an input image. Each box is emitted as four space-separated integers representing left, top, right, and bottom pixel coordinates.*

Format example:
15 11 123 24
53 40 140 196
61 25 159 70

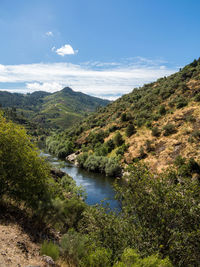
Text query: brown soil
0 203 58 267
0 223 45 267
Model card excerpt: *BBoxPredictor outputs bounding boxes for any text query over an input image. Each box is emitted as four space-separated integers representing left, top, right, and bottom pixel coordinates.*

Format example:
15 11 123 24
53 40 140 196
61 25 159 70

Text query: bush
114 132 124 147
84 247 112 267
114 248 172 267
163 124 176 136
126 124 136 137
121 113 127 122
151 126 160 137
60 229 89 265
159 105 166 115
41 241 59 261
105 158 121 177
176 99 188 109
194 93 200 102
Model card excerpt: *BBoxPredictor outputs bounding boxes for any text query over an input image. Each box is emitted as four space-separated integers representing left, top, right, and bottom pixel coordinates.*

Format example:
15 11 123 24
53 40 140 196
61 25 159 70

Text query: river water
40 152 120 210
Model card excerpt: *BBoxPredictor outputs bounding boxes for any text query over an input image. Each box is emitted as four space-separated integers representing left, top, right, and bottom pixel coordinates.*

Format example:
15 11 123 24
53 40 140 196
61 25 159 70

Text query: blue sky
0 0 200 99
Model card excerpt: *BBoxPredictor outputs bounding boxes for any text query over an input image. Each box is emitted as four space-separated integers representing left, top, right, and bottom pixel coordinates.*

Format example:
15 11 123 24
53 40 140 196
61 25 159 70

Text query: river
40 152 120 210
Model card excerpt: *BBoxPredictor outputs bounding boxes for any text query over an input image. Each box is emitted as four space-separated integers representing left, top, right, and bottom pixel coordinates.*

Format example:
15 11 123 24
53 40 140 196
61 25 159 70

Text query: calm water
40 152 120 210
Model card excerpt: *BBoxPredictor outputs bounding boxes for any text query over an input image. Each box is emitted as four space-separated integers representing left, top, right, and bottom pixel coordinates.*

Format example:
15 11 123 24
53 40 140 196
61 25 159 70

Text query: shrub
60 229 89 265
126 124 136 137
41 241 59 261
116 144 128 156
159 105 166 115
151 126 160 137
77 152 89 168
105 139 115 152
114 248 172 267
163 123 176 136
194 93 200 102
84 247 112 267
105 158 121 177
176 99 188 109
114 132 124 147
121 113 127 122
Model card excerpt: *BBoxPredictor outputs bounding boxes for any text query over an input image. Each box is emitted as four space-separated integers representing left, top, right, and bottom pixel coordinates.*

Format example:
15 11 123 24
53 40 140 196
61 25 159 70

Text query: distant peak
61 87 73 93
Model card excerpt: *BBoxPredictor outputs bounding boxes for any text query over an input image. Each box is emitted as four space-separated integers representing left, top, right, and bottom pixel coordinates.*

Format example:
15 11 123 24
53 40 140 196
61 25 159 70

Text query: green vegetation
0 87 110 131
126 124 136 137
41 241 60 261
3 58 200 266
45 58 200 173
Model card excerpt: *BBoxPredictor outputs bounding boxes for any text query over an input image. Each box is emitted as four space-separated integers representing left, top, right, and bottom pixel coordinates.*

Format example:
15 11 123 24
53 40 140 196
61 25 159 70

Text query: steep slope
48 58 200 173
0 87 110 130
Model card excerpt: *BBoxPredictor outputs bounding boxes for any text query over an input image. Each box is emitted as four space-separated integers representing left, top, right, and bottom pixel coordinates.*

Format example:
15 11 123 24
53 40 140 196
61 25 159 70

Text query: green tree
0 113 51 209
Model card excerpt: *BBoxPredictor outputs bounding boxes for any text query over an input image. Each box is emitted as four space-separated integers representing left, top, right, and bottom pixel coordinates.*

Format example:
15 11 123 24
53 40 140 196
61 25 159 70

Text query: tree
0 113 51 209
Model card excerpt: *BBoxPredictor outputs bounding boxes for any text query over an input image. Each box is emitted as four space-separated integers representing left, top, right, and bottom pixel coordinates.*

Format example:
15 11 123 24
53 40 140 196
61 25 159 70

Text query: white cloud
55 44 76 56
0 58 178 99
26 82 63 93
46 31 53 36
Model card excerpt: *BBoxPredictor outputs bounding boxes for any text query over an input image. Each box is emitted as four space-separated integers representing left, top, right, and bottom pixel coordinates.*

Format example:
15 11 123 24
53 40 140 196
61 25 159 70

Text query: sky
0 0 200 99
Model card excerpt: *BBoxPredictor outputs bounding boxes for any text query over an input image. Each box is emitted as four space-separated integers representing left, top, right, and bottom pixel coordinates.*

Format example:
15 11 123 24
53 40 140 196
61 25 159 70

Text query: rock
42 255 55 266
66 152 77 162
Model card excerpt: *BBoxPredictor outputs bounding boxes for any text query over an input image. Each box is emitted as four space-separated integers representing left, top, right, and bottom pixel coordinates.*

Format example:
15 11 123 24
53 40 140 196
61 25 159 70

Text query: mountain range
0 87 110 130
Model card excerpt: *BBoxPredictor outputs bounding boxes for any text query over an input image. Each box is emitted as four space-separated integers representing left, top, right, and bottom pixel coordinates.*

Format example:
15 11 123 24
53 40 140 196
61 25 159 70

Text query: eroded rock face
66 151 80 166
66 152 77 162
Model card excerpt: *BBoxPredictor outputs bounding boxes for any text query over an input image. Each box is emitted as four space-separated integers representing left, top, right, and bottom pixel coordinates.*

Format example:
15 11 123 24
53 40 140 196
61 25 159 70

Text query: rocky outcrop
66 151 80 166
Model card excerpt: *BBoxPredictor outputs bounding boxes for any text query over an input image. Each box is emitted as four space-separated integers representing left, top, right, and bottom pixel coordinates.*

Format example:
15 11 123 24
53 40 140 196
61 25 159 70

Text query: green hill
47 58 200 173
0 87 110 130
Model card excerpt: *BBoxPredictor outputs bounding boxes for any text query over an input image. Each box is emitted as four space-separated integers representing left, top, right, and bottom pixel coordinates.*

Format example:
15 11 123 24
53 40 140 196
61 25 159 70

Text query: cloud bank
0 58 177 99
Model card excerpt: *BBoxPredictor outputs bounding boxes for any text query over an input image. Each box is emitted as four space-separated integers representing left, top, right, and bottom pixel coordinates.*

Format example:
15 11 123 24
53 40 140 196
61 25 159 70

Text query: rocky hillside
50 58 200 173
0 87 110 130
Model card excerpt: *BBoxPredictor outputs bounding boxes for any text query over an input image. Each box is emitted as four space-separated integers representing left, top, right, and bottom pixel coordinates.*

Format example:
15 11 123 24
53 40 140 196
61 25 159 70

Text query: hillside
0 87 110 130
47 58 200 173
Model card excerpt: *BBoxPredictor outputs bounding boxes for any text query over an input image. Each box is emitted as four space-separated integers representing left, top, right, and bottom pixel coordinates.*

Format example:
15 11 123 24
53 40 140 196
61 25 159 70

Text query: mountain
0 87 110 130
48 58 200 173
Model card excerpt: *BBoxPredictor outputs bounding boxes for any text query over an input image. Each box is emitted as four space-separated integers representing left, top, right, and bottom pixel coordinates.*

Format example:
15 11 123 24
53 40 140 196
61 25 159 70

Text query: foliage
159 105 166 115
151 126 160 137
77 154 121 177
163 123 176 136
60 229 90 265
0 87 110 130
126 124 136 137
115 163 200 266
0 113 52 209
41 241 60 261
114 132 124 147
114 248 172 267
83 247 112 267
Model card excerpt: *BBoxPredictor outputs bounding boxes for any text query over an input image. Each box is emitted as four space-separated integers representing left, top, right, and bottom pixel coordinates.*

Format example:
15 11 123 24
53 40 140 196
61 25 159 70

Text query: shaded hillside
47 58 200 172
0 87 110 130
